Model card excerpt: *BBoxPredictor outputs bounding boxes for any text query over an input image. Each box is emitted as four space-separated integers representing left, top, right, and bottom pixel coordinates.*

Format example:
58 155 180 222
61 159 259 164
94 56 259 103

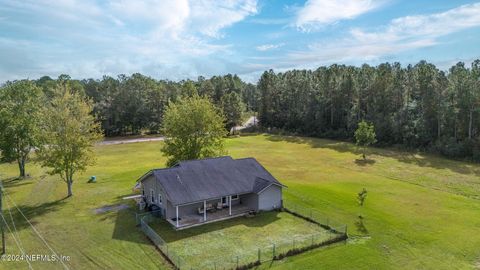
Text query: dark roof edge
172 191 253 207
256 182 286 194
178 155 233 163
136 170 153 183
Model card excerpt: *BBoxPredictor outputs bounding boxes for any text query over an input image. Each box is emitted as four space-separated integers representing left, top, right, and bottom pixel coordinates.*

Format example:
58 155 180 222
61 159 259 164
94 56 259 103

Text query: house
136 156 285 230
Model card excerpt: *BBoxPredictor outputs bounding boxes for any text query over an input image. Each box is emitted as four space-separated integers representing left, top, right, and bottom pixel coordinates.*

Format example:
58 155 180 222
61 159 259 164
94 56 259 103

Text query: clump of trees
0 78 102 197
0 80 44 178
258 60 480 161
43 73 251 136
161 95 227 167
355 121 377 160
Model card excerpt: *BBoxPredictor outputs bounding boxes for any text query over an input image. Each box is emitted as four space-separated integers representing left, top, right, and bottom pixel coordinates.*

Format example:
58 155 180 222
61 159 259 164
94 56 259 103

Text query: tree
220 91 246 132
181 81 198 97
37 84 102 197
357 188 368 206
161 95 227 167
354 121 377 160
0 80 44 178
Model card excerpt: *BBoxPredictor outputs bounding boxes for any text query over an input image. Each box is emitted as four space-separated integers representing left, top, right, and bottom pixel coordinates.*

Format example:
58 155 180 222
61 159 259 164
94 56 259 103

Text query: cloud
190 0 258 38
294 0 386 31
107 0 257 38
248 18 289 25
256 43 285 51
0 0 258 81
286 2 480 67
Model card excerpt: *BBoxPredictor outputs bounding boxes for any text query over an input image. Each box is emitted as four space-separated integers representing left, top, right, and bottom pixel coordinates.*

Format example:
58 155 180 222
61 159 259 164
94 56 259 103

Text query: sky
1 0 480 83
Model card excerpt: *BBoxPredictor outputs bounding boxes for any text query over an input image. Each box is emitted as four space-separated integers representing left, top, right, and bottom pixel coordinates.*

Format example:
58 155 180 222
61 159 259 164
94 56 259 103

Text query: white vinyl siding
258 185 282 211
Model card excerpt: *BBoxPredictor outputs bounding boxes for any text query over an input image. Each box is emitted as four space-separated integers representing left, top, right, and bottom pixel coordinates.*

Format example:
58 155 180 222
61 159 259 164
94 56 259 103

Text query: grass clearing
148 211 335 269
0 134 479 269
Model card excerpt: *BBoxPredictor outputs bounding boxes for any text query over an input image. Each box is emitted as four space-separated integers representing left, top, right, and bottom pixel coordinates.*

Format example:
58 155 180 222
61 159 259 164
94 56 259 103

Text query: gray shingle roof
142 156 283 206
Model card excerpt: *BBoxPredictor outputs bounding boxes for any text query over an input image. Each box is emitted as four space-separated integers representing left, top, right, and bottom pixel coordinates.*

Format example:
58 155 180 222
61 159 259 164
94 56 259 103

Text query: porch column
229 195 232 216
203 200 207 221
176 205 179 227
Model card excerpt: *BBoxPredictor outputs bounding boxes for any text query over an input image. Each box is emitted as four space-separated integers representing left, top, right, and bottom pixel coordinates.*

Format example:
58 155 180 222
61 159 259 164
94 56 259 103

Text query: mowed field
1 134 480 269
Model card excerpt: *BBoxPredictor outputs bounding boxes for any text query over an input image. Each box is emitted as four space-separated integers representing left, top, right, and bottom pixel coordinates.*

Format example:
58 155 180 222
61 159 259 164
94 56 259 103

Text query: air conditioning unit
139 200 146 211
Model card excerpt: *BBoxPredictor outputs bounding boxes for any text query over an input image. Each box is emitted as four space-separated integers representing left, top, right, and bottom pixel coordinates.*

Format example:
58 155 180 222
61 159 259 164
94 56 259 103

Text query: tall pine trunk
469 109 473 139
437 117 441 139
330 105 334 127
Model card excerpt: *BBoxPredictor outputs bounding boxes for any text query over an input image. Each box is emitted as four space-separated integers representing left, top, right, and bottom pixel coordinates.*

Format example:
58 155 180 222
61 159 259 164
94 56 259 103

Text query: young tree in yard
161 95 227 167
355 121 377 160
221 91 246 132
357 188 368 206
0 80 44 178
37 84 102 197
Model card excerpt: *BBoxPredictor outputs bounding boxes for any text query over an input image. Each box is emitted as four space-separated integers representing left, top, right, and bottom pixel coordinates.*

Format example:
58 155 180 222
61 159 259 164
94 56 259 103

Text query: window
231 194 239 200
150 189 155 203
221 197 227 204
158 193 163 204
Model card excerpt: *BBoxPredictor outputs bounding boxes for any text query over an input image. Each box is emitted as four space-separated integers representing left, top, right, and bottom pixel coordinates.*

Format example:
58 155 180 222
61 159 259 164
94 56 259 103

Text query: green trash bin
88 176 96 183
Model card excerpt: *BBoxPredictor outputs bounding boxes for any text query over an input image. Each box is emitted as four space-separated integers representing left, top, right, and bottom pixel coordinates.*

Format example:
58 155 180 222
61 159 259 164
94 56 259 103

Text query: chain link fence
137 201 347 270
282 200 348 235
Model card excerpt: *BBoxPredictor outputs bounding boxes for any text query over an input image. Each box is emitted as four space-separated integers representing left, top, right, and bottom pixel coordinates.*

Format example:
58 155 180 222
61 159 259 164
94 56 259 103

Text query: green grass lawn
1 134 480 269
148 211 336 269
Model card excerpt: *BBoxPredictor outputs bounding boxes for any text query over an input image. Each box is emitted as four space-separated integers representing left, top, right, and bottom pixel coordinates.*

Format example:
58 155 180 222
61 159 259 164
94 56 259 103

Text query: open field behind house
1 134 480 269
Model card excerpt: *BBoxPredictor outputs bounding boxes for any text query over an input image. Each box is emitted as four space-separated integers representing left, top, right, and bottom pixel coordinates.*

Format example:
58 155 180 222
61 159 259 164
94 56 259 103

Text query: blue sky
1 0 480 82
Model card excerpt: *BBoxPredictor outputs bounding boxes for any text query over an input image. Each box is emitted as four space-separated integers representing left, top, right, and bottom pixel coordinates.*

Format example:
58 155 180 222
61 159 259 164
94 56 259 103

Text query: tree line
34 73 254 136
258 60 480 161
2 60 479 163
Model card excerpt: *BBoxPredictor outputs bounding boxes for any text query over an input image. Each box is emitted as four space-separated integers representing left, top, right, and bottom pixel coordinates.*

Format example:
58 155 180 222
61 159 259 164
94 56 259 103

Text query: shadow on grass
264 134 480 176
111 208 150 245
1 177 34 189
354 216 369 235
2 198 67 231
151 212 281 243
355 159 376 166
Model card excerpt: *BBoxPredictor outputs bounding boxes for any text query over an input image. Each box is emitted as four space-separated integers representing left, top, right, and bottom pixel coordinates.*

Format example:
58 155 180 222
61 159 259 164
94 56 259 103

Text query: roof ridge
152 167 177 172
179 156 233 163
235 157 256 161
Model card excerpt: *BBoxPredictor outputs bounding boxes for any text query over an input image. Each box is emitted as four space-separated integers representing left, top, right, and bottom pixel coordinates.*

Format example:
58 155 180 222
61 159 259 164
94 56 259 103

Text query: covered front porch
167 194 257 230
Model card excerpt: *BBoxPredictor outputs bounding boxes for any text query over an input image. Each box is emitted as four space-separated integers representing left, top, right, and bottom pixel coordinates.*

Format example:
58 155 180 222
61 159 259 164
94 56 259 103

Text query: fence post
311 235 314 246
258 248 261 262
236 256 239 268
272 244 276 258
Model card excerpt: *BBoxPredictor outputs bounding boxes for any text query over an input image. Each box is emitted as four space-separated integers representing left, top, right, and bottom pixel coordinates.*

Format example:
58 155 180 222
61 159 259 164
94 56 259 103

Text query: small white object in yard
123 194 142 200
